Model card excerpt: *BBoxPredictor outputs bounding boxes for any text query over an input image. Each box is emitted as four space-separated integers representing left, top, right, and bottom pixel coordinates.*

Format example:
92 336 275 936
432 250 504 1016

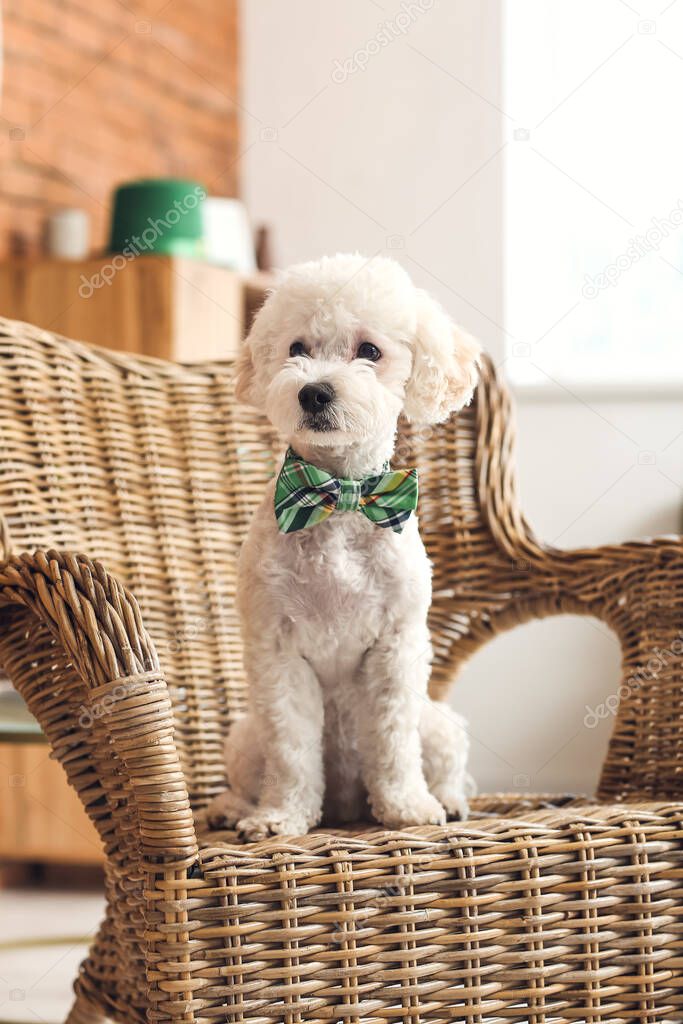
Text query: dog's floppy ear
235 300 273 409
235 280 284 409
403 289 481 425
234 338 258 407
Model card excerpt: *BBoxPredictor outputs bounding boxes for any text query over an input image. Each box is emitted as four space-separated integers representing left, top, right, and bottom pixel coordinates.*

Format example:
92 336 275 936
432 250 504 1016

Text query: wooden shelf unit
0 256 271 361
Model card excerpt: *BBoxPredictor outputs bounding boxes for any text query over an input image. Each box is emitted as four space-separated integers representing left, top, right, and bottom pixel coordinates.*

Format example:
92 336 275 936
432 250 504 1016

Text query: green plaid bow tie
274 448 418 534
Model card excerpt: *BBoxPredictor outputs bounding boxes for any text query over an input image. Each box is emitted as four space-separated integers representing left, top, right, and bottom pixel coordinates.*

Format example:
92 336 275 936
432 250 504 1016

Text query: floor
0 886 104 1024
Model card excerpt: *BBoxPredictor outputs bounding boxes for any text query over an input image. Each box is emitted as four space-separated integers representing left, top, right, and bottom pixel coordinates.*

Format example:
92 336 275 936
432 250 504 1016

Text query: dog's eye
356 341 381 362
289 340 308 358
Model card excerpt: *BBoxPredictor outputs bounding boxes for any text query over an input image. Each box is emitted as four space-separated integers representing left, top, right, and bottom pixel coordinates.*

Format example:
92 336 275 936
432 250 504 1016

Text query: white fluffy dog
207 253 480 840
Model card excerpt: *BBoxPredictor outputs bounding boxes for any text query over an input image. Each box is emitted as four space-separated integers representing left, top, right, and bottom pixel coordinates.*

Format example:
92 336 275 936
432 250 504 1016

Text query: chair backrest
0 317 516 806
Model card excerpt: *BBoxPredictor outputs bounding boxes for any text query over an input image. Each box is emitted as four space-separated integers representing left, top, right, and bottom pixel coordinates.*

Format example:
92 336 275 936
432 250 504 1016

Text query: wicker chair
0 316 682 1024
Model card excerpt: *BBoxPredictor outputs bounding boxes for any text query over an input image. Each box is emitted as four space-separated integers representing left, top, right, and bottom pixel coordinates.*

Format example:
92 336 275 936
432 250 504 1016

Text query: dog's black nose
298 382 335 413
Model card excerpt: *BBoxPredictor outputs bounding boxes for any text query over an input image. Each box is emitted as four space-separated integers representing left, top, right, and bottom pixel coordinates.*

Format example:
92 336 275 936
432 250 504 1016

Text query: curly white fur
208 254 480 840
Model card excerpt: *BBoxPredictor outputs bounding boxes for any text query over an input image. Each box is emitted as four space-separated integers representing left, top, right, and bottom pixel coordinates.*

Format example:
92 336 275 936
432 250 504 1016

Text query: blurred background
0 1 681 1016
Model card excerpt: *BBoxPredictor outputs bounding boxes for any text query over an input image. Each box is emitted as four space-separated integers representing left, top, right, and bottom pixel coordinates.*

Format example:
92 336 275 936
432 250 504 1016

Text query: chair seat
195 792 683 854
178 795 683 1023
195 792 587 849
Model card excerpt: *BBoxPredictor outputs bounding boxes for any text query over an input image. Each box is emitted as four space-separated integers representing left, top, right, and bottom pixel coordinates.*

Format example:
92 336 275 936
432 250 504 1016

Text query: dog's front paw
372 788 446 829
205 790 253 830
236 809 311 842
430 784 469 821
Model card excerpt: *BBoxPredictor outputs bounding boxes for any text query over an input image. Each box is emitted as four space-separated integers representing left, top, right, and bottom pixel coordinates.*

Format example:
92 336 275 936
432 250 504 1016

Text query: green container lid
109 178 206 258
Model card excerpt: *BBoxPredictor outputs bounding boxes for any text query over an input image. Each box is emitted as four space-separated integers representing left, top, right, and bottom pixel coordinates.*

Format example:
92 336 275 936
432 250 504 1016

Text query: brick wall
0 0 240 258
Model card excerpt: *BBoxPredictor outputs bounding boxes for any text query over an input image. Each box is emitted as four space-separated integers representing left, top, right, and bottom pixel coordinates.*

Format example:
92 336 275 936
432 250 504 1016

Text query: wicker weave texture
0 317 681 1023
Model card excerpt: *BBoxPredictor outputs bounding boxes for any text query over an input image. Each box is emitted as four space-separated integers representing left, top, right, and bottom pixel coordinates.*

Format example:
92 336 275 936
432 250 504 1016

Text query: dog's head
236 254 481 447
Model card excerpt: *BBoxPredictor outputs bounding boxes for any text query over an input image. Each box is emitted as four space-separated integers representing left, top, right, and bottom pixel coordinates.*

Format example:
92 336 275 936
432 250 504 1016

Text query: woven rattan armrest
0 549 198 870
439 493 683 802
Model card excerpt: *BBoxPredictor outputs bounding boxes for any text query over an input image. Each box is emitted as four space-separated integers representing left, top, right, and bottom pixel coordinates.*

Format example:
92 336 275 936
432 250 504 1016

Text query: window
504 0 683 386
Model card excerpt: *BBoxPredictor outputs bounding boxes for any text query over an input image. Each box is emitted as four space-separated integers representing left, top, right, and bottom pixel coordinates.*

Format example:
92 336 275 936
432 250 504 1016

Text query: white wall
240 0 683 796
240 0 505 357
504 0 683 387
